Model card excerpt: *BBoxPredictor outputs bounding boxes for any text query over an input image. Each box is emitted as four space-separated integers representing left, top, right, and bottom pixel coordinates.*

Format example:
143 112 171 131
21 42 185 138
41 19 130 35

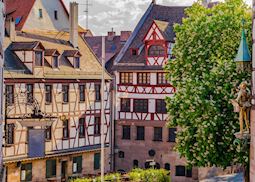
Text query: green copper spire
234 23 251 62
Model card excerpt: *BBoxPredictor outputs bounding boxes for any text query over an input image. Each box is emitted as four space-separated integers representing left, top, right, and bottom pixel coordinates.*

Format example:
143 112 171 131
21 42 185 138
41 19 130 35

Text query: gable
22 0 69 31
144 22 165 41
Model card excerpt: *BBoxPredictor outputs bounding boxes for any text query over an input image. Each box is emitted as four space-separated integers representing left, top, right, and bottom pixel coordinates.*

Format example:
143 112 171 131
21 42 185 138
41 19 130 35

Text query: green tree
165 0 251 169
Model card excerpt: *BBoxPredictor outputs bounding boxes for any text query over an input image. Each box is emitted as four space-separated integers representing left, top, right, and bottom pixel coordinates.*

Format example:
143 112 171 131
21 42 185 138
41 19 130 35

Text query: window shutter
46 160 51 178
94 153 100 170
77 156 82 173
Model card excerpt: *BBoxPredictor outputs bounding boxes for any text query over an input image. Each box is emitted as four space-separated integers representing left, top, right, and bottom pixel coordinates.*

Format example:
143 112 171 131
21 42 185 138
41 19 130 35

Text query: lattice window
6 123 15 144
156 99 167 113
137 73 150 85
21 163 32 182
148 45 165 57
6 85 14 105
120 72 133 84
157 72 169 85
120 98 130 112
134 99 148 113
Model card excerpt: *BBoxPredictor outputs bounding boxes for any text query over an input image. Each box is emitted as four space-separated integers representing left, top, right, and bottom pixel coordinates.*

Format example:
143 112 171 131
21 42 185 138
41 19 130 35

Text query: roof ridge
114 3 154 64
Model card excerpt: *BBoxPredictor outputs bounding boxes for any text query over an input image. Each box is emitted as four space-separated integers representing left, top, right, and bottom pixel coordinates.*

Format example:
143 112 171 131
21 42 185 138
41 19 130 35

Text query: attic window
74 57 80 69
52 56 59 68
131 48 137 56
148 45 165 57
35 51 43 66
15 16 22 25
54 10 58 20
39 9 43 18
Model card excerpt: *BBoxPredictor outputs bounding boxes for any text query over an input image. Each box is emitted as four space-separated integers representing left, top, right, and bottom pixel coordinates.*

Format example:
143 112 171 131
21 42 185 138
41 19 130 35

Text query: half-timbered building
3 1 111 181
112 1 198 181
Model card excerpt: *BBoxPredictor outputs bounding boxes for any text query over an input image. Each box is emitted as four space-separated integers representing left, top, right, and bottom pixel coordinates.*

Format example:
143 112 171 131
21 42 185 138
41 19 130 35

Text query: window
157 73 169 85
156 99 167 113
39 9 43 18
73 156 82 174
63 119 69 139
133 160 138 168
94 117 101 135
21 163 32 182
118 151 125 158
134 99 148 113
175 166 192 177
79 85 85 102
45 126 51 140
35 51 43 66
45 85 52 103
153 127 162 141
136 126 144 140
120 98 130 112
54 10 58 20
52 56 59 68
94 153 100 170
186 168 192 177
137 73 150 85
120 72 133 84
6 123 15 144
62 85 69 103
95 84 101 101
131 48 137 55
26 84 33 104
79 118 85 138
148 45 165 57
74 57 80 69
46 159 56 178
122 125 130 140
169 128 177 142
164 163 170 170
175 166 185 176
6 85 14 105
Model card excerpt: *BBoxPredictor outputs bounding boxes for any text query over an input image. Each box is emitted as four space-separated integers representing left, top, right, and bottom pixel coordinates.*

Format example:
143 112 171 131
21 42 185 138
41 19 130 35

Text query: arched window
148 45 165 57
133 160 139 168
164 163 170 170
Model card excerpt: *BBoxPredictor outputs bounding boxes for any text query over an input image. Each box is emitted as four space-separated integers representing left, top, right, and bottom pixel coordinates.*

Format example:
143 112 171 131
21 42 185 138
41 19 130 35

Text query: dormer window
148 45 165 57
39 9 43 19
74 57 80 69
35 51 43 66
53 56 59 68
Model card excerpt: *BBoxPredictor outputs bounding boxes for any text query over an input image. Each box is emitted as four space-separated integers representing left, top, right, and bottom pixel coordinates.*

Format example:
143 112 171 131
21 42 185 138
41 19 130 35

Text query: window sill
45 102 52 105
3 144 14 147
62 138 69 140
62 102 69 105
136 139 144 141
45 139 52 142
79 136 85 139
79 101 85 103
153 139 163 142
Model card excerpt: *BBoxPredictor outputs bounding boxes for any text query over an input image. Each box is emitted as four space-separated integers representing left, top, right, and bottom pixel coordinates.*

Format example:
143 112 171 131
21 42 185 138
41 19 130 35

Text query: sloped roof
10 41 43 51
234 29 251 62
5 0 90 33
154 20 173 41
114 3 186 67
63 50 81 57
3 30 111 80
5 0 36 30
44 49 60 56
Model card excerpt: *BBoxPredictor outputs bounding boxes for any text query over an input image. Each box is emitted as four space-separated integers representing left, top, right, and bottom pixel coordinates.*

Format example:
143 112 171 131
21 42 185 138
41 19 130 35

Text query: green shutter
46 160 51 178
77 156 82 173
94 153 100 170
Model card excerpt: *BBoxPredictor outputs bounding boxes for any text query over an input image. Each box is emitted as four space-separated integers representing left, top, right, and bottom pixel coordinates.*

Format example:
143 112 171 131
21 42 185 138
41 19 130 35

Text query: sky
63 0 252 36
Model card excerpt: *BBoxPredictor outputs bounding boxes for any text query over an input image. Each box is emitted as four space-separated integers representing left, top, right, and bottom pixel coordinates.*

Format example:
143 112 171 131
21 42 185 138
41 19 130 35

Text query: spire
234 21 251 62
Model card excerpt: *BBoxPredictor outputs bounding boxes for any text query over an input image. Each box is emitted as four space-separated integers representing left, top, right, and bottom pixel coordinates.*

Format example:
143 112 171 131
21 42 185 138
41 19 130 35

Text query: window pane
137 126 144 140
79 118 85 137
137 73 150 84
148 45 165 57
6 85 14 105
26 84 33 104
95 84 101 101
45 85 52 103
79 85 85 102
156 99 167 113
94 117 101 135
153 127 162 141
62 85 69 102
120 98 130 112
94 153 100 170
169 128 177 142
122 125 130 140
53 56 58 68
134 99 148 113
176 166 185 176
63 120 69 138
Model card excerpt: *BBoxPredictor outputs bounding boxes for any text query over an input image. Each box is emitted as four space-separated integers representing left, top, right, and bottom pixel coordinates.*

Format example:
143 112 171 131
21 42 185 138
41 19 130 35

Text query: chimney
120 31 131 42
107 28 116 41
6 18 16 41
69 2 79 48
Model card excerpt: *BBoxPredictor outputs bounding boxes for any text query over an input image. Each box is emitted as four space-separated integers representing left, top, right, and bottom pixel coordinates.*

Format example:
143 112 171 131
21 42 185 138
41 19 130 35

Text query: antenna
80 0 92 29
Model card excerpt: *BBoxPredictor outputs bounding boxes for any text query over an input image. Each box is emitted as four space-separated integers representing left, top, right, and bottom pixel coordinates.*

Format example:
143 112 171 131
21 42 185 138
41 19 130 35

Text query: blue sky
63 0 252 36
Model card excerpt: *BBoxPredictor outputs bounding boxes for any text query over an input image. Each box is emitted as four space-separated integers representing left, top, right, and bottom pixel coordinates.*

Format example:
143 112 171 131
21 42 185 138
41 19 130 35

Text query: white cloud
63 0 252 35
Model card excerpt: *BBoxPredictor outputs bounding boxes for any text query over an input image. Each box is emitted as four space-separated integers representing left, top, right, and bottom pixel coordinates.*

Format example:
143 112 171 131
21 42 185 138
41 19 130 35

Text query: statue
231 82 251 135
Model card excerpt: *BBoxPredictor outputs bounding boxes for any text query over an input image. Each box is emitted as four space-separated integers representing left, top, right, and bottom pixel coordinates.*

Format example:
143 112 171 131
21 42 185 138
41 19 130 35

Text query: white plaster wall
22 0 69 31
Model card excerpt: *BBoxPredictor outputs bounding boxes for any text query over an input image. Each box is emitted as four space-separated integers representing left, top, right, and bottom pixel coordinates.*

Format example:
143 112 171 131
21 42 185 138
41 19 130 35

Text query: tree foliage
165 0 251 168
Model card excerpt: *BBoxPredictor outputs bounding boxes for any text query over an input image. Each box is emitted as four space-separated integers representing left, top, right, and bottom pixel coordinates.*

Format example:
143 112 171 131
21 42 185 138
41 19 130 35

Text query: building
0 0 5 179
85 30 132 73
112 1 198 181
3 0 111 181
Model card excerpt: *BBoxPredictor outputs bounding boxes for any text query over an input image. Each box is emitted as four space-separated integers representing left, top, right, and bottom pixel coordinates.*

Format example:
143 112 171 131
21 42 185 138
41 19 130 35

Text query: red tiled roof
5 0 36 30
